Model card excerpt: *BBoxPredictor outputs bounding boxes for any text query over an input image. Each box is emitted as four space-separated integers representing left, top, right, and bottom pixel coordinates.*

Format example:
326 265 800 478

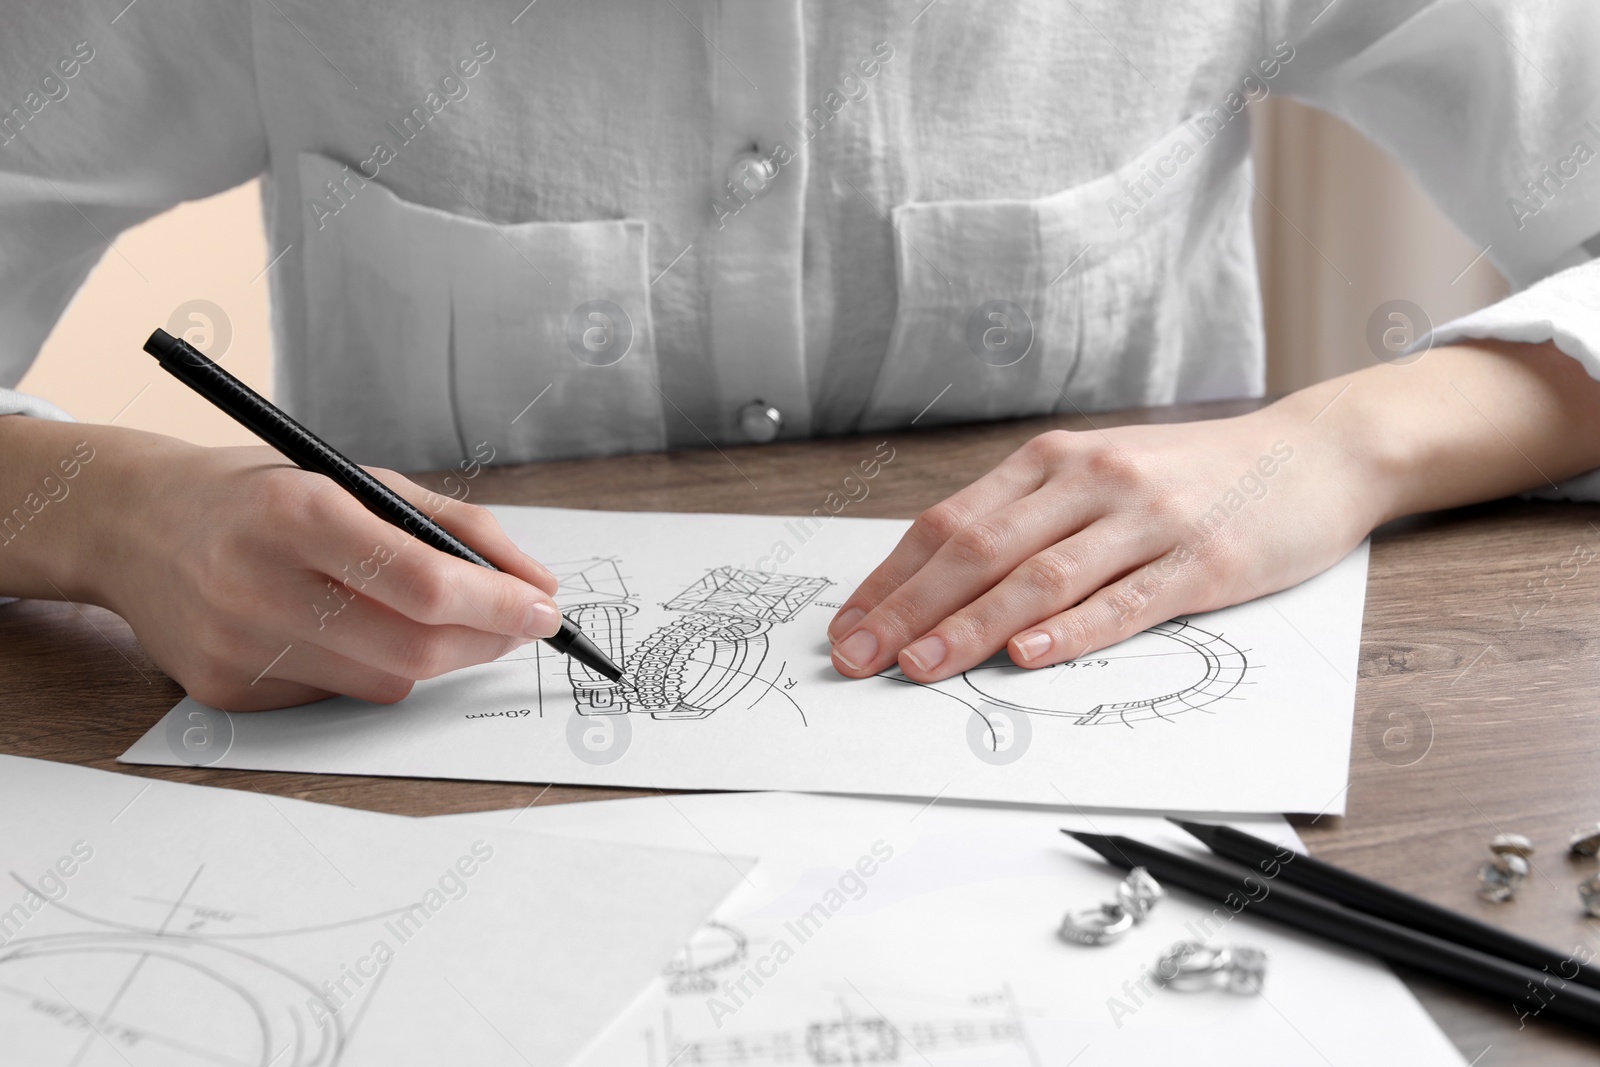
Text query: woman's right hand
0 419 560 711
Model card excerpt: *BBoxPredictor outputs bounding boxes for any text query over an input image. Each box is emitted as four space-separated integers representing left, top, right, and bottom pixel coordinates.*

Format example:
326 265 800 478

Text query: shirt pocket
860 118 1249 430
297 151 665 471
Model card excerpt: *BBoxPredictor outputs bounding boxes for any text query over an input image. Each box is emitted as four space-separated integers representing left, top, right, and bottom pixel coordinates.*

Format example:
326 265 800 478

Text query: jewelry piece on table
1490 833 1536 859
1579 874 1600 919
1154 941 1227 991
1570 824 1600 858
1218 946 1269 993
1117 866 1166 923
1058 867 1164 946
1058 903 1135 946
1478 853 1530 903
1153 941 1267 995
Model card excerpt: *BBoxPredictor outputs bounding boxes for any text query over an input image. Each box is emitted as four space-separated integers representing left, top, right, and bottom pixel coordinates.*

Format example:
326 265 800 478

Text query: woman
1 0 1597 710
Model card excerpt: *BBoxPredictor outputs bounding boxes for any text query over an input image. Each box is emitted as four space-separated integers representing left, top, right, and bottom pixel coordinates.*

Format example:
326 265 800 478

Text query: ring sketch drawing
550 558 1255 731
897 619 1255 729
638 985 1034 1066
120 510 1366 813
0 868 405 1067
560 563 831 722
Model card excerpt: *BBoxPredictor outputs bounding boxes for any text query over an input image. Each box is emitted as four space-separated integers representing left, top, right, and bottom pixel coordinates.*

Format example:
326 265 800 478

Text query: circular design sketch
962 621 1251 727
0 931 340 1066
662 921 748 995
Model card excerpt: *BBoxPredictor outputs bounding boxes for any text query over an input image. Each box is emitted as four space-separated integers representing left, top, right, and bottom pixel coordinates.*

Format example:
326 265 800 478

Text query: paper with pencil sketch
0 754 750 1067
432 792 1466 1067
121 506 1370 814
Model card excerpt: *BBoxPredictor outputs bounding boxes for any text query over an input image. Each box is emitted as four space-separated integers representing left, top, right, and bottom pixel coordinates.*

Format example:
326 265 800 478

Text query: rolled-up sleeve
0 1 265 420
1279 0 1600 498
1430 259 1600 499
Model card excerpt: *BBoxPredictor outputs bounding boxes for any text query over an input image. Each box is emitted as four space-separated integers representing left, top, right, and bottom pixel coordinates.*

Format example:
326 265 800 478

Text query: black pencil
142 328 630 686
1062 829 1600 1034
1172 819 1600 993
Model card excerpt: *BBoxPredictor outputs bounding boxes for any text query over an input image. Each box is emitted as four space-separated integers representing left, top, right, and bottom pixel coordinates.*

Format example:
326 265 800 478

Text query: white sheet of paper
434 793 1464 1067
0 755 748 1067
121 506 1369 814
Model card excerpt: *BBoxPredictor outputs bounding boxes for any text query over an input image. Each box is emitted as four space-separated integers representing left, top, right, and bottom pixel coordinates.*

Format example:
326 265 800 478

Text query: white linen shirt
2 0 1599 479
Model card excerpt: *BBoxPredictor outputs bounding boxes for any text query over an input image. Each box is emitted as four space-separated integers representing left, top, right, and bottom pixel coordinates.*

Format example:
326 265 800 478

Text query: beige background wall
1252 98 1509 394
18 180 273 448
17 99 1510 446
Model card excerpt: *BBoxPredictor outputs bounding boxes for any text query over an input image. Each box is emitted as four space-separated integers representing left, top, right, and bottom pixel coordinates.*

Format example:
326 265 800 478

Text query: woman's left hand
825 402 1383 682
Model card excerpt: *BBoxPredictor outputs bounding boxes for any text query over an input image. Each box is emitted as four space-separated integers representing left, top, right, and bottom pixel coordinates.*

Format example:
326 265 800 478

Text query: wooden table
4 398 1598 1064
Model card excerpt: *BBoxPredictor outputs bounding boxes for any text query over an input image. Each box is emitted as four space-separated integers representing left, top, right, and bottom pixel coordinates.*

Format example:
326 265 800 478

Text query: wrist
0 417 190 607
1268 340 1600 527
1258 378 1410 530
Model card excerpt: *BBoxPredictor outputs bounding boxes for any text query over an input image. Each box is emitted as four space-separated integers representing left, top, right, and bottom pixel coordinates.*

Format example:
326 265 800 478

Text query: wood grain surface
3 398 1597 1064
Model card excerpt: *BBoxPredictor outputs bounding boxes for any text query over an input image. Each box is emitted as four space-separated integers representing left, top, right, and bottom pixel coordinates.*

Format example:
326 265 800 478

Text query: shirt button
738 400 783 443
726 150 777 201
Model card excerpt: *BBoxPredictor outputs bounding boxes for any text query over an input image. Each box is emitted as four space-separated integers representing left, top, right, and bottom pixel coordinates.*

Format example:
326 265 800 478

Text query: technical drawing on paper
0 870 395 1067
550 557 635 609
640 986 1036 1065
662 921 749 995
892 619 1255 729
0 931 345 1066
664 570 830 624
546 558 1252 731
562 564 831 722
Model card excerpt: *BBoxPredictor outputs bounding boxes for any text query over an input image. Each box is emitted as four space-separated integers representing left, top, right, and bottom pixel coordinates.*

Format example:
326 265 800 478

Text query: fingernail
829 607 865 643
902 635 947 674
1014 630 1052 662
833 629 879 672
525 601 562 638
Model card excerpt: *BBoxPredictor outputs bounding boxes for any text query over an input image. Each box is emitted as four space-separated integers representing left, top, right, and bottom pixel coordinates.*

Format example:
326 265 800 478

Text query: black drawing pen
141 328 632 688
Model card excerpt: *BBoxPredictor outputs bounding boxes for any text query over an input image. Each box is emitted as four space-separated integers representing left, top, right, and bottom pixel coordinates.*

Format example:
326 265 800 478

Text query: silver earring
1154 941 1268 994
1059 866 1165 946
1058 903 1135 946
1117 866 1165 922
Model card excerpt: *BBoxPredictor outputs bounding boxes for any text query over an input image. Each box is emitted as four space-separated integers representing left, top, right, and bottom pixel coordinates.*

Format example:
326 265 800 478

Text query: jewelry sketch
661 920 749 995
0 870 406 1067
890 620 1254 729
548 557 634 609
0 930 347 1067
642 986 1034 1065
543 559 1253 731
561 564 830 722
